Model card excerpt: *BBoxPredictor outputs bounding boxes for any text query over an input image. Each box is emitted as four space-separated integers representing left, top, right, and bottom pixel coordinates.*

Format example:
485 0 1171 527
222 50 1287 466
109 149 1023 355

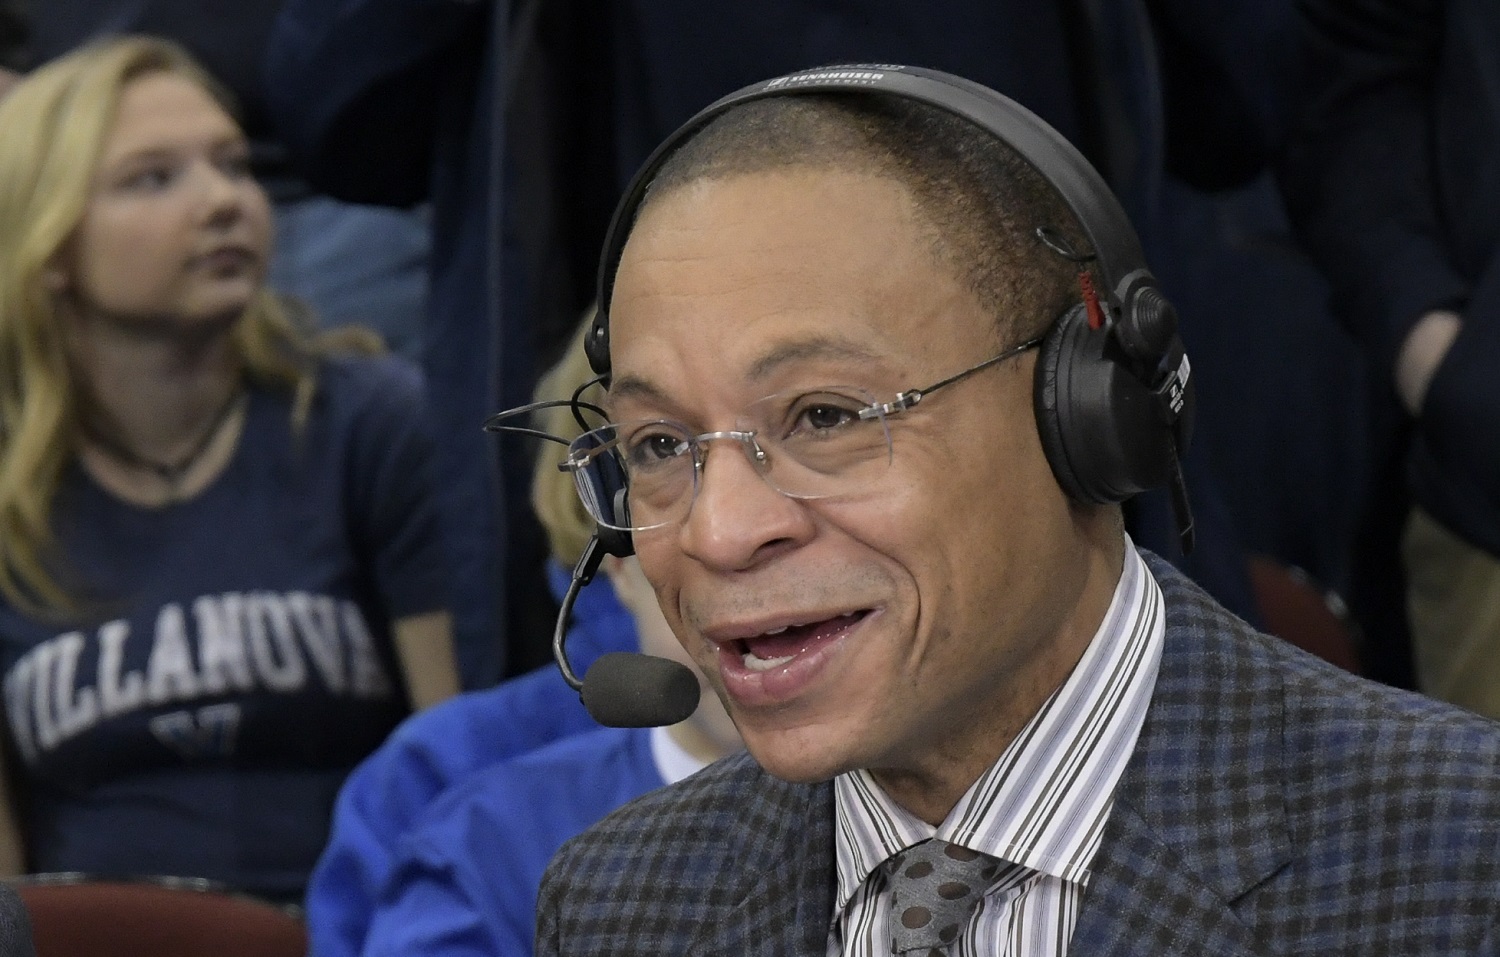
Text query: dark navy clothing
0 355 447 903
266 0 514 683
304 565 636 957
28 0 291 184
1281 0 1500 557
0 882 32 957
362 726 664 957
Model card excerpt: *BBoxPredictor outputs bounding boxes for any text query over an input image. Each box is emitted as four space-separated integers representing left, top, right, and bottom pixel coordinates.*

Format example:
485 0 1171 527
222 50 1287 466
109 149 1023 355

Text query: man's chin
739 726 861 785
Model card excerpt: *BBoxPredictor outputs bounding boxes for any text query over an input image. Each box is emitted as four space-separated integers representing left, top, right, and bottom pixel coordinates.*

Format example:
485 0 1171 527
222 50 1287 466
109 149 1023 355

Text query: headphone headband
591 63 1157 375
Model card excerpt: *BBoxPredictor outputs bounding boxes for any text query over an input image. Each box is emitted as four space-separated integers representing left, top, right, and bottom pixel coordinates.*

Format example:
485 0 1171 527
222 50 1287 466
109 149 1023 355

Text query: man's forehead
625 166 924 254
603 166 999 410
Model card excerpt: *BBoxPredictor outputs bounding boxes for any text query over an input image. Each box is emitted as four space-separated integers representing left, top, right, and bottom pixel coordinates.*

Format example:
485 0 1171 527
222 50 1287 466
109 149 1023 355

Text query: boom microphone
554 534 702 728
580 652 701 728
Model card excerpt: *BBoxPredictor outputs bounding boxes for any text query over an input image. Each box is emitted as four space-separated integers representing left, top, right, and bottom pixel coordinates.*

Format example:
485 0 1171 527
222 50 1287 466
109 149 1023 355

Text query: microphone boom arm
554 535 609 692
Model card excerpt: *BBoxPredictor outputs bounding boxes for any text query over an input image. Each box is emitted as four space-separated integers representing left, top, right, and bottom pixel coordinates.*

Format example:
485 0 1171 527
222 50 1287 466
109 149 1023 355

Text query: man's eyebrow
606 336 886 411
743 337 885 382
605 375 672 410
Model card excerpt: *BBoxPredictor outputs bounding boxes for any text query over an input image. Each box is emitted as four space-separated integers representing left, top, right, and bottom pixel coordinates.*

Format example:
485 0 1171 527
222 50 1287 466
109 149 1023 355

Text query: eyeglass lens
566 387 894 532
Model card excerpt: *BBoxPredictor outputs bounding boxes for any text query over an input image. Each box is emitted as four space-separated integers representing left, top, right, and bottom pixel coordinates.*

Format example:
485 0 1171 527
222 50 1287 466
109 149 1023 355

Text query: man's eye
624 431 688 467
794 403 858 433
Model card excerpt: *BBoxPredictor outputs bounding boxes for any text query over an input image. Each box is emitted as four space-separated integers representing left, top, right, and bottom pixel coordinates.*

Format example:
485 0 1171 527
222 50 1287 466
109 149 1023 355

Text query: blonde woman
0 36 458 903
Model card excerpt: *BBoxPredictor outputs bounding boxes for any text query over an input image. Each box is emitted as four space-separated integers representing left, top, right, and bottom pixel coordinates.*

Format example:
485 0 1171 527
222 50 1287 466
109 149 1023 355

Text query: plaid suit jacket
536 554 1500 955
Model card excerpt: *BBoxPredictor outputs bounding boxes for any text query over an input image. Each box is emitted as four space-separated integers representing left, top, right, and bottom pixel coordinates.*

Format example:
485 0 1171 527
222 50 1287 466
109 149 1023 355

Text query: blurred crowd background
0 0 1495 951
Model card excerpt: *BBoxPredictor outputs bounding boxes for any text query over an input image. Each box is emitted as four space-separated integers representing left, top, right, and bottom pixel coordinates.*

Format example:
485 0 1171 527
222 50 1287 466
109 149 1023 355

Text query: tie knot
886 840 1005 955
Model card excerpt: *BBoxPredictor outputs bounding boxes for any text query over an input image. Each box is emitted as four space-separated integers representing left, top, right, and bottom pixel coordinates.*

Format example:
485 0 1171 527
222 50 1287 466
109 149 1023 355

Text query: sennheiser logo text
766 70 888 90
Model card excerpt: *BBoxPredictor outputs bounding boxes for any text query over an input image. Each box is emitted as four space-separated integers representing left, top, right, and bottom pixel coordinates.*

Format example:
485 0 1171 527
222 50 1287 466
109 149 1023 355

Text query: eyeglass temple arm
483 397 610 444
858 335 1046 420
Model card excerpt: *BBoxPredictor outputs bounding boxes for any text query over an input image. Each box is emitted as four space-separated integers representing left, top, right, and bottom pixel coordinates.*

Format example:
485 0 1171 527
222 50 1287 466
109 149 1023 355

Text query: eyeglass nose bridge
688 429 770 473
678 428 784 525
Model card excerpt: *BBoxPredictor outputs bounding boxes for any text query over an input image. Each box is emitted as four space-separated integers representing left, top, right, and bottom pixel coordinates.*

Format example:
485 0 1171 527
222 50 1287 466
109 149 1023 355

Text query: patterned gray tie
886 839 1005 956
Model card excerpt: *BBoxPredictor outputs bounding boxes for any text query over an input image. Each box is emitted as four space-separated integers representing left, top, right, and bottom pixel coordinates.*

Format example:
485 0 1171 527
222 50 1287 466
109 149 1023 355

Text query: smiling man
535 67 1500 957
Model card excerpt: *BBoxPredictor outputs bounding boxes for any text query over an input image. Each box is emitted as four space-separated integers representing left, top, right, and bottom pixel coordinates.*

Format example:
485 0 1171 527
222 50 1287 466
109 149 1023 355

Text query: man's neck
873 527 1127 825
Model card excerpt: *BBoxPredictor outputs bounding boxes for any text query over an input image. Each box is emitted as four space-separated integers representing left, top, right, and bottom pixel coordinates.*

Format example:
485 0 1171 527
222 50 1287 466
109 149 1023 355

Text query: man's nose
676 435 815 571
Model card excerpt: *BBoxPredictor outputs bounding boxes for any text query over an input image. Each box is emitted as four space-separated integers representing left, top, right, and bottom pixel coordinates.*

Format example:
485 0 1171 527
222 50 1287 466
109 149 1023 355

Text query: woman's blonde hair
530 312 608 569
0 35 381 613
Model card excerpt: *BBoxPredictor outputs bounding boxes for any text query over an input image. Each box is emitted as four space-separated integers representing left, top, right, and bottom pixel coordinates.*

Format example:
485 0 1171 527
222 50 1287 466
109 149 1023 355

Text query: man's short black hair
639 93 1091 344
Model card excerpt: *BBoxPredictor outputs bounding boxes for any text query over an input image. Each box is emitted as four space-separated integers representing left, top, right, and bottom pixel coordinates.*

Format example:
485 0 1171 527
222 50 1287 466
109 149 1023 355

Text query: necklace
81 387 247 502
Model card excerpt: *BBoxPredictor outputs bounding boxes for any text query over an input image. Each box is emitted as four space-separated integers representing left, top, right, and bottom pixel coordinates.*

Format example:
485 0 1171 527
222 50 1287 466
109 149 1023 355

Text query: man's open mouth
733 611 870 671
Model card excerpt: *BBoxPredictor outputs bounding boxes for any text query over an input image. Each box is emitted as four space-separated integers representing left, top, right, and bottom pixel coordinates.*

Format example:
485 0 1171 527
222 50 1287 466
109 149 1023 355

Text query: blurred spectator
1280 0 1500 711
20 1 431 363
16 4 465 682
262 0 1348 675
304 315 650 957
358 555 741 957
303 567 625 957
337 316 739 957
0 37 458 903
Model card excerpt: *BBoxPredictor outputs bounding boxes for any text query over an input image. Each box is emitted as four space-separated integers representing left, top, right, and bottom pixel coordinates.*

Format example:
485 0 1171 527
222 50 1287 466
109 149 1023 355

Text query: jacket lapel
686 775 836 957
1073 557 1293 955
1071 800 1272 956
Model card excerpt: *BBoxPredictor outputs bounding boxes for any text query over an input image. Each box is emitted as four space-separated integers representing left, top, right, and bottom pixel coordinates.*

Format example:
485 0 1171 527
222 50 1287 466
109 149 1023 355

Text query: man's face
609 168 1104 811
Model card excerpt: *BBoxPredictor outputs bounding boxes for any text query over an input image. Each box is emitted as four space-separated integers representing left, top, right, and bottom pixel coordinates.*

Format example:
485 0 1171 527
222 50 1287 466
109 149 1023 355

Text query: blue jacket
538 554 1500 956
303 566 635 957
362 727 663 957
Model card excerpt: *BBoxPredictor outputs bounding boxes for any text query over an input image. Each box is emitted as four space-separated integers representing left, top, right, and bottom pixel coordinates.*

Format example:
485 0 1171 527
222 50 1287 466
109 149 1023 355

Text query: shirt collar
833 539 1165 910
650 725 712 785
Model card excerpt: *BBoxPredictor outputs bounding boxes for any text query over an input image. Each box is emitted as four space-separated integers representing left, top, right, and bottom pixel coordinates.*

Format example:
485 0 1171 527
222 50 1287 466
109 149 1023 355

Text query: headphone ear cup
572 445 635 557
1033 304 1175 504
598 487 635 557
585 313 612 378
1034 304 1093 503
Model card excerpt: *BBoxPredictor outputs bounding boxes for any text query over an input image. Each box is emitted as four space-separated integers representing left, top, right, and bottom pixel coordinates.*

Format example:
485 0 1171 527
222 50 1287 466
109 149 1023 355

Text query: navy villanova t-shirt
0 355 449 903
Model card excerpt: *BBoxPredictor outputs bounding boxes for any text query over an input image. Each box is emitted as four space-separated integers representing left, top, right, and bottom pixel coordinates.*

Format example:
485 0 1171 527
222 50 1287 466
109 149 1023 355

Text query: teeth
764 626 788 635
743 651 796 672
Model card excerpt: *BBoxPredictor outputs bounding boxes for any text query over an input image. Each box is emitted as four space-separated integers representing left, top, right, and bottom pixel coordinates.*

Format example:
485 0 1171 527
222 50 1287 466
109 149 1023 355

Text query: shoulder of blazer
1072 552 1500 955
537 752 836 957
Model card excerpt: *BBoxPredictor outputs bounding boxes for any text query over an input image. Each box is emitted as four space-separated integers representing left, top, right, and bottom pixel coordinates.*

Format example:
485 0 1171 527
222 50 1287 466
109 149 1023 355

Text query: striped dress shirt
829 541 1165 956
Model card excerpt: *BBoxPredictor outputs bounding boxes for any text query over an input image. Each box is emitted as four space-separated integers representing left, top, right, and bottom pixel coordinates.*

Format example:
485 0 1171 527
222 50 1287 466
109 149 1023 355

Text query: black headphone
582 63 1195 558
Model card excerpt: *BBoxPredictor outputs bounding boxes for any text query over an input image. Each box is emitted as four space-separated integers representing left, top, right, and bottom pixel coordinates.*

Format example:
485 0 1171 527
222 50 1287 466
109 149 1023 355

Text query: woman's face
54 70 272 335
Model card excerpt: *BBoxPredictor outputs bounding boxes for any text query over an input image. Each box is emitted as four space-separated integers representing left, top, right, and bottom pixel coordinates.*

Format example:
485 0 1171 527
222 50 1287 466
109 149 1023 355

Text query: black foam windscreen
580 651 701 728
